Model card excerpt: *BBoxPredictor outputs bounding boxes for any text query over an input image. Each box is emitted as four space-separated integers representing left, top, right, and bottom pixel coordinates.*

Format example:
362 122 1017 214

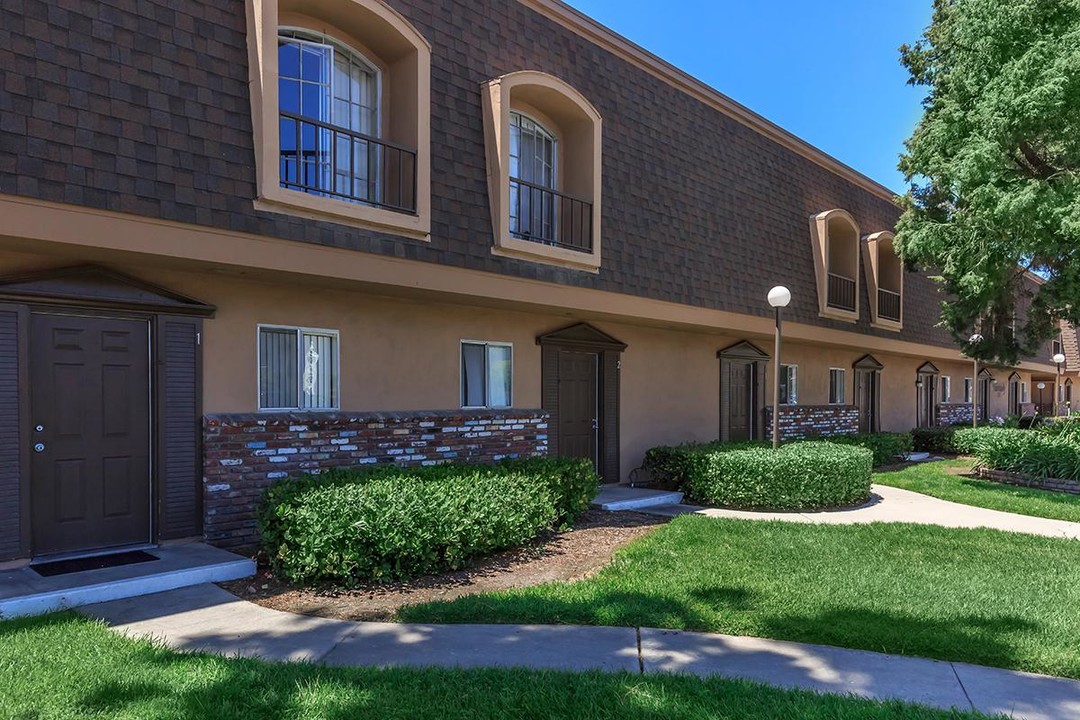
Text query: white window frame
941 376 952 404
964 377 974 404
460 340 514 410
829 368 847 405
779 364 798 405
257 324 341 412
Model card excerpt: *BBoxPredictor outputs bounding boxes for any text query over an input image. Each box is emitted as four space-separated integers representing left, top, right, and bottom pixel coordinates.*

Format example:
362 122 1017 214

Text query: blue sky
566 0 933 192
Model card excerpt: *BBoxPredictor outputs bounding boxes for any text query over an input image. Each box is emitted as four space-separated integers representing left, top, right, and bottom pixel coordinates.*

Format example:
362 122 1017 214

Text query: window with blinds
829 368 846 405
259 326 339 410
964 378 974 404
941 376 952 403
461 341 512 409
779 364 798 404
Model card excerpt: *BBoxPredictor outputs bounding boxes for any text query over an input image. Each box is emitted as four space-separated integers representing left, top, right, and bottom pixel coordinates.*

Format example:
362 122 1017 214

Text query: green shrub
498 456 598 526
646 441 872 511
826 432 913 467
953 427 1009 455
259 459 597 586
911 426 962 453
1042 417 1080 442
956 427 1080 481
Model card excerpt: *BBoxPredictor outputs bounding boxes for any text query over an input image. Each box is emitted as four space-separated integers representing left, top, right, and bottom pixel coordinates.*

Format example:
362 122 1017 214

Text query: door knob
33 442 45 453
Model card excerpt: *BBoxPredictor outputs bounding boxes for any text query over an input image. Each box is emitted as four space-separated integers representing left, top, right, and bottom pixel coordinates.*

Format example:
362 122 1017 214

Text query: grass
0 613 994 720
876 459 1080 523
400 516 1080 679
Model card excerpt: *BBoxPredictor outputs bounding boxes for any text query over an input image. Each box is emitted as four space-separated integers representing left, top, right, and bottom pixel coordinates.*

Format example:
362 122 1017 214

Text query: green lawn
400 516 1080 679
0 613 993 720
876 459 1080 523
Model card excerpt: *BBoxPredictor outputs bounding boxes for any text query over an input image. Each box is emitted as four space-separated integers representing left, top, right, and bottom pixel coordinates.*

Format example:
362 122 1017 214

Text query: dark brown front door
855 369 879 433
917 374 937 428
31 314 152 556
557 349 598 467
727 361 755 442
978 377 991 422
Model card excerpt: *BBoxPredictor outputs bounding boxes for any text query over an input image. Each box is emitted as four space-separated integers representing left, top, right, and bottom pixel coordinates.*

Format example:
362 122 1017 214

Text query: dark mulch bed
218 509 667 622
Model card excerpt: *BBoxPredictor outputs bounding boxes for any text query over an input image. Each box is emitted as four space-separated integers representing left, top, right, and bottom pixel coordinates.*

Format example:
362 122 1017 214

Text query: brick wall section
976 467 1080 496
764 405 860 441
202 409 549 551
938 403 974 426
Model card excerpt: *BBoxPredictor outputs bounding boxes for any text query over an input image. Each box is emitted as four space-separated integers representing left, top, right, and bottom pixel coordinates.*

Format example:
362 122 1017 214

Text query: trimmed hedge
826 432 913 467
912 426 960 454
258 458 598 586
645 441 872 511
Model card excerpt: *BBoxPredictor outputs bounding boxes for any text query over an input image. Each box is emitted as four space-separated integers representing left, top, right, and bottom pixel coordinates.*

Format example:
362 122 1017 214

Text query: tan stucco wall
0 248 1038 480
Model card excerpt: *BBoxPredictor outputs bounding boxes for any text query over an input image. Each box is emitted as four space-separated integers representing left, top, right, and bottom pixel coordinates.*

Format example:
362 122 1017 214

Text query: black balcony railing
827 272 856 312
509 177 593 253
878 288 901 322
279 111 417 214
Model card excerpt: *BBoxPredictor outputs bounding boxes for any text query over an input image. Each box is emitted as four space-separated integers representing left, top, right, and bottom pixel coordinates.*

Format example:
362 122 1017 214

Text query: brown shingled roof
1059 321 1080 372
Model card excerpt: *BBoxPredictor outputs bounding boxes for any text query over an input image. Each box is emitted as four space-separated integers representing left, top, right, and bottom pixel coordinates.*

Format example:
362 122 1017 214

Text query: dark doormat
31 550 159 578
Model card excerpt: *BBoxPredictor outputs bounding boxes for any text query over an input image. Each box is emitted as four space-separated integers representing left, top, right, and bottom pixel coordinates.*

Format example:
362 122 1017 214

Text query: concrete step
0 543 255 619
592 486 685 511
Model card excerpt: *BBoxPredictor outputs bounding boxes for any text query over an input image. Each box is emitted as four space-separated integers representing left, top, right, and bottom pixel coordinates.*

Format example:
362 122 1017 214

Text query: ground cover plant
401 516 1080 679
875 459 1080 523
956 426 1080 481
259 458 597 586
644 441 872 511
0 613 1000 720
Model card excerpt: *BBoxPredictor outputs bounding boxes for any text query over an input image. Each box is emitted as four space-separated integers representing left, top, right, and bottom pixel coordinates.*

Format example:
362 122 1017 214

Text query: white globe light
1053 353 1067 365
969 333 984 344
1038 382 1047 390
768 286 792 309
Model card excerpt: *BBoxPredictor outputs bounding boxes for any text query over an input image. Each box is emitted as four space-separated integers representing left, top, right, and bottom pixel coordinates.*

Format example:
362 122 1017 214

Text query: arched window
482 71 602 272
809 209 861 321
278 29 383 205
245 0 431 238
509 111 558 242
864 231 904 329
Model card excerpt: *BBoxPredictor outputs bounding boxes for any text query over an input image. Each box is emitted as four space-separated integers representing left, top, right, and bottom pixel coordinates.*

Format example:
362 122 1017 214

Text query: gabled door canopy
0 265 216 317
717 340 770 360
537 323 627 351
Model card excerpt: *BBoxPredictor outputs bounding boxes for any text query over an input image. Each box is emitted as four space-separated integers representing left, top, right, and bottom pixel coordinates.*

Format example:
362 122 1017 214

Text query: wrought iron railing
878 288 901 322
827 272 856 312
509 177 593 253
279 111 417 214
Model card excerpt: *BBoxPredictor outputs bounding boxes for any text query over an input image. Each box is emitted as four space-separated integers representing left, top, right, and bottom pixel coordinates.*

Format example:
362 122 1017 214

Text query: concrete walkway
640 484 1080 540
82 583 1080 720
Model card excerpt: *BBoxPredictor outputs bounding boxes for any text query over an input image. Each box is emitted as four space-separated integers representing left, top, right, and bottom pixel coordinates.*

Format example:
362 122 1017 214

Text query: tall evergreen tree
897 0 1080 363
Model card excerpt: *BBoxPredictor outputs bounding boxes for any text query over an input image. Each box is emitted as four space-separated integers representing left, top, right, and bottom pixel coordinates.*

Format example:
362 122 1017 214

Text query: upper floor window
509 112 559 243
810 210 861 322
482 71 602 272
278 30 400 209
244 0 431 238
864 231 903 330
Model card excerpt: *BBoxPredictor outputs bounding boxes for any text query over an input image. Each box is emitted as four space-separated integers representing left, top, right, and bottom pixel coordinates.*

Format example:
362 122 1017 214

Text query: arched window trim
244 0 431 239
809 209 861 323
863 230 904 331
482 70 603 273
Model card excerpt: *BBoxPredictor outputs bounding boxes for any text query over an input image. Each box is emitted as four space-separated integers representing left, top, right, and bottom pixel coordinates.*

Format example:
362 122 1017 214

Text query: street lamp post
1053 352 1067 416
969 334 984 428
768 286 792 450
